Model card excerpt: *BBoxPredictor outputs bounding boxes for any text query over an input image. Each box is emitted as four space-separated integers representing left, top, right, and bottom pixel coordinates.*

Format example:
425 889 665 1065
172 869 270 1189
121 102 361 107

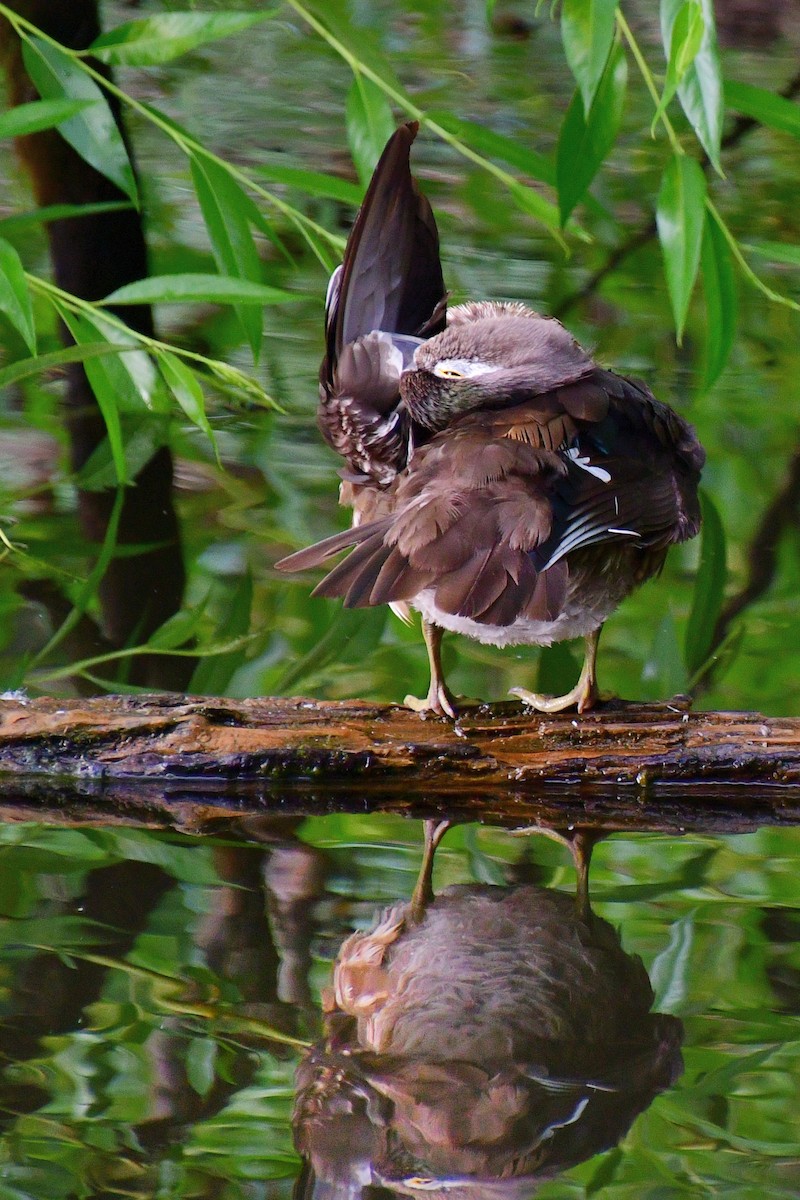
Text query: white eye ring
432 358 491 380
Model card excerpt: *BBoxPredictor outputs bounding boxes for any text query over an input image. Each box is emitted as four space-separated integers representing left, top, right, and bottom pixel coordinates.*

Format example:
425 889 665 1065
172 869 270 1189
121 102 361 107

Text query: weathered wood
0 693 799 832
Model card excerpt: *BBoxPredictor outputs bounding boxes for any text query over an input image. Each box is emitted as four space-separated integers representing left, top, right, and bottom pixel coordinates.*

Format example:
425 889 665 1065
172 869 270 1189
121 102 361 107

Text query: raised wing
319 122 447 482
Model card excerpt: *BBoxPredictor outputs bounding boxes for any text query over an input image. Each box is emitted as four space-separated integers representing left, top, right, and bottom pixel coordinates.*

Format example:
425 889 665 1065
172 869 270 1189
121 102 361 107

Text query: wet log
0 693 799 833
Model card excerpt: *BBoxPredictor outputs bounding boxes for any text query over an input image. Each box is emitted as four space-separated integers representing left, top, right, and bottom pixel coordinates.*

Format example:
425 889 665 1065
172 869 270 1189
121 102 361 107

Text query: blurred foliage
0 0 799 711
0 817 797 1196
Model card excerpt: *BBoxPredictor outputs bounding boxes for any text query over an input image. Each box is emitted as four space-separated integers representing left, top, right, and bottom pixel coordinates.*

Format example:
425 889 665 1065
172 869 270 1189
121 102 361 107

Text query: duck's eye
433 362 465 379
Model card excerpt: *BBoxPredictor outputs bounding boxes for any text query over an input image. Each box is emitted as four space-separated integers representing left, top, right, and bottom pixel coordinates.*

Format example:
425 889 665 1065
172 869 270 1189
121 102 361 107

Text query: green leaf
746 239 800 267
0 97 93 139
507 180 565 243
90 11 275 66
652 1 704 133
650 909 696 1011
21 38 138 203
560 0 618 114
57 307 169 485
0 201 133 234
725 80 800 139
0 341 127 389
104 274 295 306
0 237 36 354
427 110 555 185
685 489 727 678
660 0 723 173
252 161 362 205
147 597 209 650
701 208 737 391
186 1036 218 1098
59 312 129 485
556 43 627 224
656 153 706 342
158 350 217 452
190 155 264 362
345 73 395 187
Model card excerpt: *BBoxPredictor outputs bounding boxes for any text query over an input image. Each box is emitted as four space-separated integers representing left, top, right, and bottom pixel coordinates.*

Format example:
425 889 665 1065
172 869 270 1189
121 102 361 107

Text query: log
1 693 799 832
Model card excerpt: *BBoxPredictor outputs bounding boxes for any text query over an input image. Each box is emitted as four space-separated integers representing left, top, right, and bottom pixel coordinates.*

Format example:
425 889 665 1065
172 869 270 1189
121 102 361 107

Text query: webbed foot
511 628 601 715
510 677 598 714
404 681 457 719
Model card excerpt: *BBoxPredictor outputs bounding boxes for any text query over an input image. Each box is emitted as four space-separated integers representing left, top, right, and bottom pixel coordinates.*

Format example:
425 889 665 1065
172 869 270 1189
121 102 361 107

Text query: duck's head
399 305 592 432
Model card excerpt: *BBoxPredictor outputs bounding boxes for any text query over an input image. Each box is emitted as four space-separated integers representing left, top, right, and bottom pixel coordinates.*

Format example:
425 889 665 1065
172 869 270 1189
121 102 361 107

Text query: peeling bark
0 694 799 832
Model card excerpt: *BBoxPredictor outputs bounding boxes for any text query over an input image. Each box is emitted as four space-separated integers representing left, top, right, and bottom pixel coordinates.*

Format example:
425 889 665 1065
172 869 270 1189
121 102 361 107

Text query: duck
292 821 684 1200
277 123 705 717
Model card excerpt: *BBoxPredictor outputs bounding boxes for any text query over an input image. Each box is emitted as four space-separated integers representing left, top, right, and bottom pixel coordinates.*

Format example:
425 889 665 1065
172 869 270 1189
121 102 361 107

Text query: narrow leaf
345 73 395 187
104 274 295 306
685 489 727 677
0 342 125 389
652 1 704 133
650 910 696 1011
190 155 264 362
60 312 129 485
725 80 800 139
147 600 209 651
90 12 275 66
0 238 36 354
561 0 617 114
701 208 737 390
252 161 362 205
0 97 93 139
656 153 706 342
0 201 133 234
660 0 723 172
159 350 217 452
427 110 555 184
747 239 800 267
557 43 627 224
21 38 138 203
507 180 565 242
185 1036 217 1098
63 308 168 418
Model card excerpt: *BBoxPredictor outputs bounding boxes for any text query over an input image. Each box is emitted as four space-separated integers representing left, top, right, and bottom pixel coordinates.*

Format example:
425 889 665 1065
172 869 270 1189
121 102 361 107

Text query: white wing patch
567 447 611 483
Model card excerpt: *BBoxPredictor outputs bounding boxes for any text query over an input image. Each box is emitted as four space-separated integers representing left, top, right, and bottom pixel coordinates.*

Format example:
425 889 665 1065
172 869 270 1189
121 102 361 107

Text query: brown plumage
277 124 705 716
293 824 684 1200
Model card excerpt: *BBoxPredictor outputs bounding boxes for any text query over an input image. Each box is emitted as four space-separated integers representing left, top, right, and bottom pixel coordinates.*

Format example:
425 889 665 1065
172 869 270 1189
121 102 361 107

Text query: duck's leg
405 620 457 718
510 626 601 714
410 819 451 924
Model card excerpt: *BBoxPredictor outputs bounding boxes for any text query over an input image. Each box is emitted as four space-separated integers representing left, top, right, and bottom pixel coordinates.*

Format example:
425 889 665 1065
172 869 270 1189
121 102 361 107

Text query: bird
276 122 705 718
292 821 684 1200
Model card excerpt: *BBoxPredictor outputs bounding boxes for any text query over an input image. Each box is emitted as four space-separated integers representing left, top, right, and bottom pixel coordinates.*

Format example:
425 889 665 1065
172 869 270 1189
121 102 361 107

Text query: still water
0 814 797 1198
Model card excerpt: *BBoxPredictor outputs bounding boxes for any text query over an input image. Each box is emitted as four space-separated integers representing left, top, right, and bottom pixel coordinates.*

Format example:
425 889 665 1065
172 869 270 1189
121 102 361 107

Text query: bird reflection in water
293 822 683 1200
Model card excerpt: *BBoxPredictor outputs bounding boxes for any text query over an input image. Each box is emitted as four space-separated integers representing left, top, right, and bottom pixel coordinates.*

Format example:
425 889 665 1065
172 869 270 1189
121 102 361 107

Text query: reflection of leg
570 830 597 923
410 819 452 924
405 621 457 718
511 626 601 714
510 825 601 921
